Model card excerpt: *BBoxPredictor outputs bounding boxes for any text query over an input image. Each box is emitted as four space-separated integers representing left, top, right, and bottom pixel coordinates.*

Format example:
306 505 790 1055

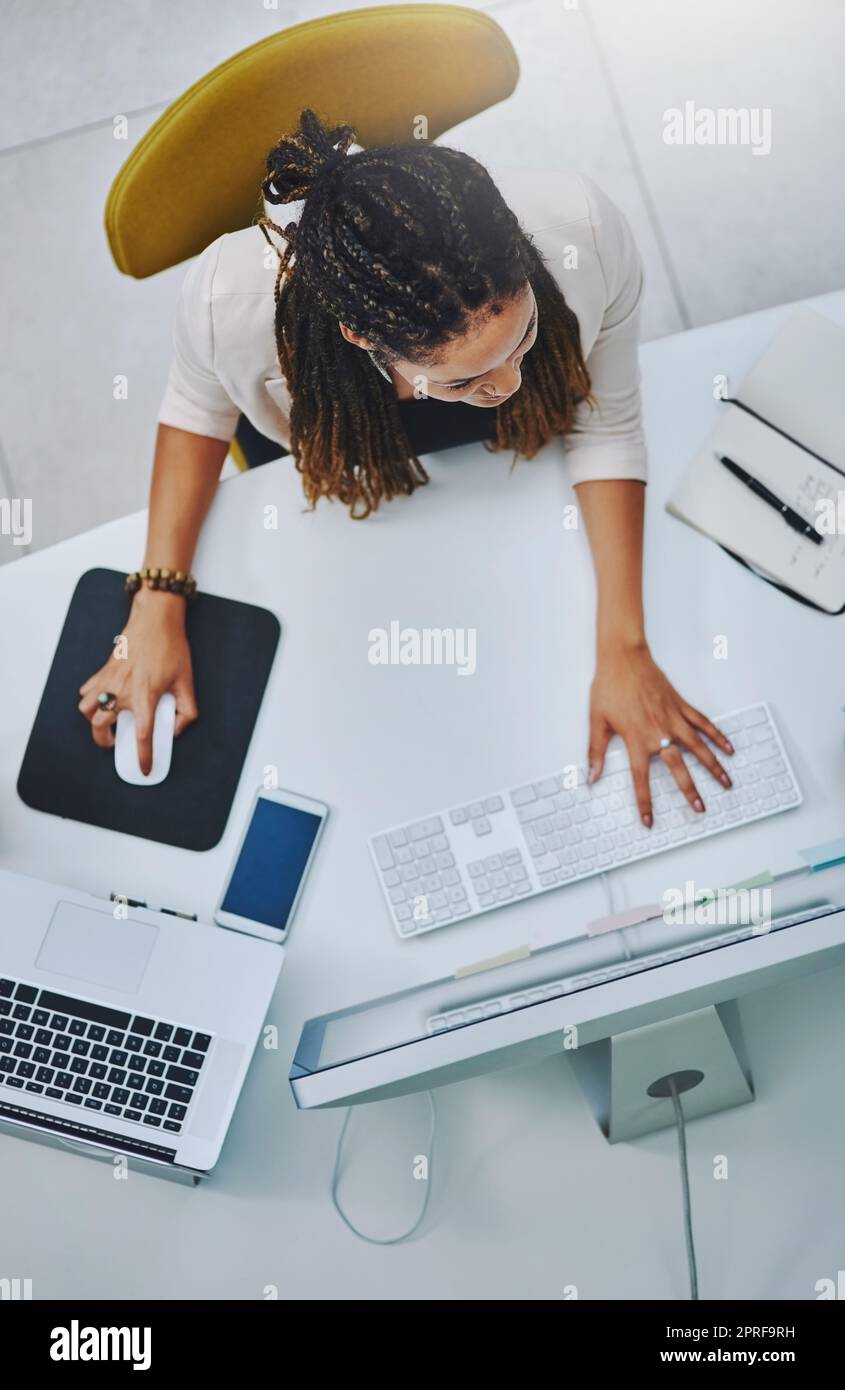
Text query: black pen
718 455 824 545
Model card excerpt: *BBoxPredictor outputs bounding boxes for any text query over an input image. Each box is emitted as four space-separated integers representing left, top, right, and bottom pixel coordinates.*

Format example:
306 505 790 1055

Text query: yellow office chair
105 2 519 465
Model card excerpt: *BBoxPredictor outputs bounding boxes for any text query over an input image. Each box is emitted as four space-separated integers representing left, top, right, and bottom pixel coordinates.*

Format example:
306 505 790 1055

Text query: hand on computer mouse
77 586 198 775
587 644 734 828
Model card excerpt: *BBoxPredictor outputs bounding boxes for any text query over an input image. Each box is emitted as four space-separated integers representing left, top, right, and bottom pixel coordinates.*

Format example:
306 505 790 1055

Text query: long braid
260 108 593 518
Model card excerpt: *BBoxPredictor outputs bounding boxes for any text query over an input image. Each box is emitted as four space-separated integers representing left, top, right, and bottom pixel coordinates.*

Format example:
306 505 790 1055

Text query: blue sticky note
799 837 845 871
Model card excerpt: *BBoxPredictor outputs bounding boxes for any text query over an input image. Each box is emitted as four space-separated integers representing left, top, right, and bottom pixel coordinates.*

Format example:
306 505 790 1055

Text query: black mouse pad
17 568 280 851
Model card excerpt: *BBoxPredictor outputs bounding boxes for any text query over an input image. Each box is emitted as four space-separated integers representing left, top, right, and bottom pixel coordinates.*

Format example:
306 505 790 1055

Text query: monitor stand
567 1001 754 1143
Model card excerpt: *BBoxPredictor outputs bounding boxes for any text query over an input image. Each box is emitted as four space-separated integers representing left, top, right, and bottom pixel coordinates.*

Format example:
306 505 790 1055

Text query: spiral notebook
667 307 845 614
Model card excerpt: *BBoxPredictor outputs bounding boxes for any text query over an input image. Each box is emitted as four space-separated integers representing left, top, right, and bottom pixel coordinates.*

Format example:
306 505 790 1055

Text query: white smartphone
214 787 328 943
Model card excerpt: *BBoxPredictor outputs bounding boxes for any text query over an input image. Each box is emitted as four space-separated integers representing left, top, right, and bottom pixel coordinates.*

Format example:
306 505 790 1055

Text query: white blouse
158 164 647 487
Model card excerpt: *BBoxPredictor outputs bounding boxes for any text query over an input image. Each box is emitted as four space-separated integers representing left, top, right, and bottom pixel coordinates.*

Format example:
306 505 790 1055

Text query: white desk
2 292 844 1300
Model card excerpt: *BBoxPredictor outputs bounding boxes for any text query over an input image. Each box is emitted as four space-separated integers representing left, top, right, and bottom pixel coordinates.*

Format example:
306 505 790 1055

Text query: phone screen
220 797 323 932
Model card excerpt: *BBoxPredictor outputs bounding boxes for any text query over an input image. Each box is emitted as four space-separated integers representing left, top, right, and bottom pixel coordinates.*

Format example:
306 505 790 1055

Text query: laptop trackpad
36 902 158 995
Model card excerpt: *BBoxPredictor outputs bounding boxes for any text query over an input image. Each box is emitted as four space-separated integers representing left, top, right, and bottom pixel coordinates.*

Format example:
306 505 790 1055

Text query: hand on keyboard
588 645 735 827
370 702 800 936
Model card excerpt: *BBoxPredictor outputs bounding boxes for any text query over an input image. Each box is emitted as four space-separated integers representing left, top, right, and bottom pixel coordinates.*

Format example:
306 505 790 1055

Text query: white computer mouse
114 692 176 786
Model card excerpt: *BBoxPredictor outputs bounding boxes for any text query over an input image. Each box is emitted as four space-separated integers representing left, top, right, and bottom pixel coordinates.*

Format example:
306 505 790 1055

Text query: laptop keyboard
0 977 212 1136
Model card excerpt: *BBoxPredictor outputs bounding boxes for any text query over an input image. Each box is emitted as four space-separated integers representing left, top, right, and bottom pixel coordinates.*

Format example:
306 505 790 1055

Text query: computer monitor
289 863 845 1117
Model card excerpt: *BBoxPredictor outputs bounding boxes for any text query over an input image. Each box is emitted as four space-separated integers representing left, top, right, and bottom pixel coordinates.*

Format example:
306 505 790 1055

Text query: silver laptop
0 867 283 1181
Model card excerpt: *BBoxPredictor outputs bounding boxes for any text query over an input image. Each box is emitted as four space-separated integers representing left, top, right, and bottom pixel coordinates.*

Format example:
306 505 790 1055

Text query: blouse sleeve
563 175 648 486
157 236 241 443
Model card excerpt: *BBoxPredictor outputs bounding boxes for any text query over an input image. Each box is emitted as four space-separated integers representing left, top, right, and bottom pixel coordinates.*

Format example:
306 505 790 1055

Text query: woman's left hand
587 642 735 827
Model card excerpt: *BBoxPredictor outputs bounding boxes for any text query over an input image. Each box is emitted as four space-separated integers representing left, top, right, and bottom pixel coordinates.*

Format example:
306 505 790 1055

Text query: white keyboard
425 905 836 1034
369 703 802 938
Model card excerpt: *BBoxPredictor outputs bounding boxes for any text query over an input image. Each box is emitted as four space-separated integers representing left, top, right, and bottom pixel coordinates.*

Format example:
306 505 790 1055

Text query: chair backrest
105 3 519 278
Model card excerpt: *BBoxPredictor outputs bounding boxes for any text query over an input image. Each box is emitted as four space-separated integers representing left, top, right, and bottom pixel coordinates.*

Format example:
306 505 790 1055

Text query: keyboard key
449 806 468 825
131 1016 155 1037
372 835 395 868
154 1023 174 1043
181 1050 206 1070
15 984 37 1004
473 817 492 836
173 1028 192 1048
0 980 13 998
168 1103 187 1121
87 1025 106 1042
112 1088 130 1105
125 1035 143 1052
68 1019 86 1037
13 1004 31 1021
191 1034 211 1053
165 1083 193 1104
166 1064 198 1086
32 1009 50 1026
163 1120 182 1133
143 1114 162 1127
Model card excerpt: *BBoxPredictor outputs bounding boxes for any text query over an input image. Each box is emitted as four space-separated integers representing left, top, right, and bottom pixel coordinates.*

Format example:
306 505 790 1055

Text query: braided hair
259 109 592 518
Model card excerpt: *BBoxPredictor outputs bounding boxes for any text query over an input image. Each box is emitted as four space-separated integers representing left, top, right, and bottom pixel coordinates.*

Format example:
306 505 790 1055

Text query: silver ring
96 691 117 712
658 736 672 751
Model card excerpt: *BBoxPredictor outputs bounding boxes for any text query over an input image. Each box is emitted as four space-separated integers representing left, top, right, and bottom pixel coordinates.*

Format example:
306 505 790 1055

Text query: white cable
331 1092 437 1245
600 870 633 959
668 1077 699 1300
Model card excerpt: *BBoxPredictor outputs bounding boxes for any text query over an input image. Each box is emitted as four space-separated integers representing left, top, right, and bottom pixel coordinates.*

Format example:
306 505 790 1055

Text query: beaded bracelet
124 567 198 599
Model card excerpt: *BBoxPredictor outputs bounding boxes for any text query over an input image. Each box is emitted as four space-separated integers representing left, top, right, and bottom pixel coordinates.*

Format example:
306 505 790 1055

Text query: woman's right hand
78 588 198 774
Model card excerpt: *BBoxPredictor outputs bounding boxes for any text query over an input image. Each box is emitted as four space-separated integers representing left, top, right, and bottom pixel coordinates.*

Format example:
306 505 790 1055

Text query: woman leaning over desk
78 109 733 823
